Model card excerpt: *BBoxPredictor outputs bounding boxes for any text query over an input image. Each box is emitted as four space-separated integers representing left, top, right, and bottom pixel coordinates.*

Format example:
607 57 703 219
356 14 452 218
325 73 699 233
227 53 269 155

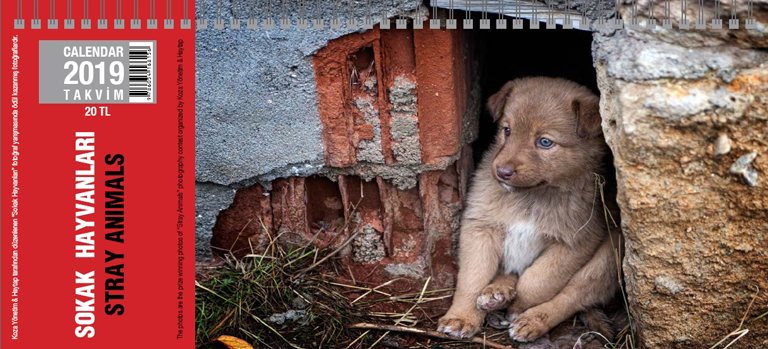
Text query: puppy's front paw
437 313 482 338
476 284 516 311
508 311 551 342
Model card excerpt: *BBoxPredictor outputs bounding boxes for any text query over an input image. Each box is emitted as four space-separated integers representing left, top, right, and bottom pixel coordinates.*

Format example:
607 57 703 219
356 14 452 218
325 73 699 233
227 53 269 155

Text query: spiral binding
512 0 522 28
82 0 91 28
131 0 140 28
695 0 705 29
396 1 407 29
680 0 690 29
609 0 622 29
545 0 555 29
430 2 440 28
31 0 41 28
48 0 58 28
647 0 656 29
463 0 472 29
746 0 756 28
663 0 672 29
10 0 761 31
345 0 356 29
627 0 639 29
562 0 571 29
11 0 188 29
115 0 124 28
496 0 506 29
479 0 488 29
729 0 738 29
446 0 456 29
99 0 108 28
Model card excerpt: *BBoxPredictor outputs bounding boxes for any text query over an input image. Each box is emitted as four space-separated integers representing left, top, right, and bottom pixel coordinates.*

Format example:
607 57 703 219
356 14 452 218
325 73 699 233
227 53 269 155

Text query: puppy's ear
572 96 602 139
487 81 514 122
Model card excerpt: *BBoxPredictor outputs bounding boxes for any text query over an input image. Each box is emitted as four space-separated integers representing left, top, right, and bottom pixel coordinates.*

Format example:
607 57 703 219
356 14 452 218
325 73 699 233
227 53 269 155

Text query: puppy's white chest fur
502 220 546 274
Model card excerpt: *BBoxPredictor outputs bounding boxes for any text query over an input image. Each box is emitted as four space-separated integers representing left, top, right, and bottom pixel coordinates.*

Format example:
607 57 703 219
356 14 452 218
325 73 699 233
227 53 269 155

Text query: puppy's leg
507 241 598 318
509 234 620 342
437 220 502 338
477 273 518 312
579 308 615 341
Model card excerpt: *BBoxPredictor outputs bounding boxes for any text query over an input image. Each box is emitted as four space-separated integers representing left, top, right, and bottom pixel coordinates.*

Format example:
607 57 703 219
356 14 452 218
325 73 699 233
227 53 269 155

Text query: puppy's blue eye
503 127 510 137
538 137 554 148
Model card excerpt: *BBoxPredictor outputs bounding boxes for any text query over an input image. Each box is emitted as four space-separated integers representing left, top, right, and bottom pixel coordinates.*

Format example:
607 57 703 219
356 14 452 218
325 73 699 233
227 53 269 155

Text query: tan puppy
436 77 621 342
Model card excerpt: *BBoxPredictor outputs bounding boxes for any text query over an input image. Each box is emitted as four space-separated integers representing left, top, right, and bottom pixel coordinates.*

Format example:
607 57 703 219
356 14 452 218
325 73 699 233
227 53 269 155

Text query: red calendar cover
1 1 195 347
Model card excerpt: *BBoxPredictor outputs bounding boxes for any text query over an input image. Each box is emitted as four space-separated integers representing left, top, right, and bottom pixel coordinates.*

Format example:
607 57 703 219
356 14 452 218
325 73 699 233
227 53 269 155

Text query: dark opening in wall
349 46 376 90
211 184 271 256
461 15 619 227
465 15 599 163
305 176 345 235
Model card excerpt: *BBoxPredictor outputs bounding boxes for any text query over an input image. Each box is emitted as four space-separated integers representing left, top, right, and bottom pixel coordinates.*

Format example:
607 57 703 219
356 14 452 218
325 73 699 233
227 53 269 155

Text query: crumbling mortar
383 256 428 280
225 160 326 191
352 224 386 264
354 96 387 164
318 151 463 190
388 75 422 165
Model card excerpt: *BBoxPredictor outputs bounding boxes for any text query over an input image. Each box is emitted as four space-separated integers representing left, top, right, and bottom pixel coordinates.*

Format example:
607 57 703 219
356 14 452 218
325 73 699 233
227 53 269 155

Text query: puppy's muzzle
496 166 515 181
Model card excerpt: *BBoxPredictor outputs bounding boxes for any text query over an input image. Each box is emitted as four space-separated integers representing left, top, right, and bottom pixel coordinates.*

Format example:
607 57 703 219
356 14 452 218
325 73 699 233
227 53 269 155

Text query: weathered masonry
195 0 768 347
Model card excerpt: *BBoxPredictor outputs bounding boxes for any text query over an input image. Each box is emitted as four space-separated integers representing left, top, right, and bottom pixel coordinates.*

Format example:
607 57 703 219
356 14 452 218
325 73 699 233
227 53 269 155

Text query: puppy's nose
497 166 515 180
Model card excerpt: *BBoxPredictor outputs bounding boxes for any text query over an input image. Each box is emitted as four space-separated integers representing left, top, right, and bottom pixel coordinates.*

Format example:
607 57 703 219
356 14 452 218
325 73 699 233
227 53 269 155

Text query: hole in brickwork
344 176 382 214
305 176 345 236
438 164 460 205
211 184 270 256
468 18 598 164
349 46 375 90
352 46 374 72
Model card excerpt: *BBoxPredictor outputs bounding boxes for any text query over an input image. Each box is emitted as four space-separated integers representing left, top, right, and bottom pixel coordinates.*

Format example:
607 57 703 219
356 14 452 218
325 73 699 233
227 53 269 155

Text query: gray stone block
195 183 236 261
194 0 420 186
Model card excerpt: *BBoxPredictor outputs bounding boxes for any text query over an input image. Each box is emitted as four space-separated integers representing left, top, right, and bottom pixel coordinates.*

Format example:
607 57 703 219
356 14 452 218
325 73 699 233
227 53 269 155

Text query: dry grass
708 286 763 349
194 233 517 349
596 173 637 349
195 177 642 349
195 195 517 349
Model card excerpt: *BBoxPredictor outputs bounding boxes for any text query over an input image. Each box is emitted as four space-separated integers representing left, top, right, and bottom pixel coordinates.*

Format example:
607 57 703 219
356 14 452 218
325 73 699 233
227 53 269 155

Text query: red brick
380 180 425 263
211 184 272 256
313 30 381 167
339 176 384 233
379 28 419 165
419 164 463 289
412 28 470 164
305 176 346 248
270 177 310 246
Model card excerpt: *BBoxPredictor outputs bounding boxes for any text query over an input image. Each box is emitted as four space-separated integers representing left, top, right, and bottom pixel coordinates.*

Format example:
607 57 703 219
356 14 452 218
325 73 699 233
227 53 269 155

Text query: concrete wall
194 0 422 259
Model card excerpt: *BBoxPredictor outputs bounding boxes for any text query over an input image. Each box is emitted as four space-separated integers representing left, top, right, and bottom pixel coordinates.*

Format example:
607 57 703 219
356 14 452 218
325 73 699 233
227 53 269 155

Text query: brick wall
210 27 480 289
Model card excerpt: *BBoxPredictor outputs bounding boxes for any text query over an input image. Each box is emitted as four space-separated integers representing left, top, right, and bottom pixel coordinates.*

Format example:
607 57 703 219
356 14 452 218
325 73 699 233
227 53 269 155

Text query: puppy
436 77 621 342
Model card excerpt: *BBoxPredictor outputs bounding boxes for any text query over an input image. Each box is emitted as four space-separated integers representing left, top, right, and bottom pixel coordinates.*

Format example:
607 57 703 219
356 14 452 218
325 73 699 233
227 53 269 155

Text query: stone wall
594 1 768 347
